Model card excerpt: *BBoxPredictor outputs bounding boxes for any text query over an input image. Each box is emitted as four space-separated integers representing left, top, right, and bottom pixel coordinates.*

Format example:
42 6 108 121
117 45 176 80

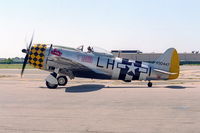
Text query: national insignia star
127 63 137 76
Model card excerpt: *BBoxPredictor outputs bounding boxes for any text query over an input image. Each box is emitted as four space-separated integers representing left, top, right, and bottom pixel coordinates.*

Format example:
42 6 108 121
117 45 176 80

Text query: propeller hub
22 49 28 53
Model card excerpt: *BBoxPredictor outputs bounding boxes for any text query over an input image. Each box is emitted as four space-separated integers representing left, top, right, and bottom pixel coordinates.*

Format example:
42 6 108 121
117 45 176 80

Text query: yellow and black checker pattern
28 44 47 69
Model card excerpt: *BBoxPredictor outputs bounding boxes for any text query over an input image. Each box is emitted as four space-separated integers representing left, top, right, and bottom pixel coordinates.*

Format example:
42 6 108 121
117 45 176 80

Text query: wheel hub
58 77 65 84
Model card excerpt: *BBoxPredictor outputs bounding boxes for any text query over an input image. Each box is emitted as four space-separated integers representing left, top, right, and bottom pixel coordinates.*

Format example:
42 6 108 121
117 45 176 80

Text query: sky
0 0 200 58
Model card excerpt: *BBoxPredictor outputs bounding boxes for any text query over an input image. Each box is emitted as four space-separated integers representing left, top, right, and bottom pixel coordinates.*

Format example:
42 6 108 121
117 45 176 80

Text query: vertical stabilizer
153 48 179 79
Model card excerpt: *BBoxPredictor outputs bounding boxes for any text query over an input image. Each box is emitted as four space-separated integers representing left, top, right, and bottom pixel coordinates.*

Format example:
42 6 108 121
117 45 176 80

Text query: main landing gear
45 68 68 89
46 81 58 89
57 76 68 86
46 75 68 89
147 81 153 87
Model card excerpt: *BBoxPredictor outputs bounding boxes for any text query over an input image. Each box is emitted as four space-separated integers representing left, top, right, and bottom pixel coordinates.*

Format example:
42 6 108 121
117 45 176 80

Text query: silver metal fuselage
39 45 164 81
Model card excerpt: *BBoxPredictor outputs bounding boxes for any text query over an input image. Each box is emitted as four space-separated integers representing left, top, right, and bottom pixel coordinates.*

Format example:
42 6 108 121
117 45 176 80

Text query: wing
47 56 111 79
49 56 88 70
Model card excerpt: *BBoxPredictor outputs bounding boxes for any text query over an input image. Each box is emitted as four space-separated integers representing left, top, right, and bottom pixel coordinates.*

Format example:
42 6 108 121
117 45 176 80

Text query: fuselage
27 44 174 81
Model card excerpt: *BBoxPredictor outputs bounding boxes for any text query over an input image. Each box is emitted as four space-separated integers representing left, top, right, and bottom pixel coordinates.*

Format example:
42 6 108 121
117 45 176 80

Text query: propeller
21 34 34 77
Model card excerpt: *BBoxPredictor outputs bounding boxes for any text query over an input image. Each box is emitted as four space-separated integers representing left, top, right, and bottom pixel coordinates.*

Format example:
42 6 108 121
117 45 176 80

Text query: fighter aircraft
21 36 180 89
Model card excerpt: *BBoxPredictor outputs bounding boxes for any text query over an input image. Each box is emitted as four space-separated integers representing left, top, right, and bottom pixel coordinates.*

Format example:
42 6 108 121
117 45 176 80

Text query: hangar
111 50 200 64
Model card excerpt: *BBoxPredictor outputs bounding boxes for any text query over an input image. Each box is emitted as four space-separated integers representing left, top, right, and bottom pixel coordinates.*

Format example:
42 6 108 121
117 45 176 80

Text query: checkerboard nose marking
28 44 47 69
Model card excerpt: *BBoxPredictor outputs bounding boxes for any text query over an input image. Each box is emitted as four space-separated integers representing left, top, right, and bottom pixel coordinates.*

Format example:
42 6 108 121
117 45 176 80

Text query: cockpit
76 45 114 57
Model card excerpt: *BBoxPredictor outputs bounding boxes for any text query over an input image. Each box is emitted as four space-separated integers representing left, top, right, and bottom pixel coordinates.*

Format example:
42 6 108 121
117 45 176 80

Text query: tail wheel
46 81 58 89
148 82 153 87
57 76 68 86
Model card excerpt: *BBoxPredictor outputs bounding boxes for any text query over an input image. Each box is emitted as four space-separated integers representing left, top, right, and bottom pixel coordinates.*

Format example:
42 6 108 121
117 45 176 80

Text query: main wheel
46 81 58 89
148 82 153 87
57 76 68 86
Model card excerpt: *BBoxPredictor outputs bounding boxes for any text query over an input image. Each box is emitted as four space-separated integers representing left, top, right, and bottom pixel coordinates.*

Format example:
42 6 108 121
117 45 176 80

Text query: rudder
168 49 179 79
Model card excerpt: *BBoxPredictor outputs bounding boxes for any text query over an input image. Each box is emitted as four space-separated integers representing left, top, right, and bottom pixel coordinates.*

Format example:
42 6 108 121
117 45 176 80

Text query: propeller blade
21 54 29 77
28 33 34 50
21 32 34 77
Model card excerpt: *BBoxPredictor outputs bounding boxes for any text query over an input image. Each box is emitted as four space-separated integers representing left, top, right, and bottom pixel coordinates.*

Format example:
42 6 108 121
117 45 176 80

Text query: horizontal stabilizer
154 69 177 75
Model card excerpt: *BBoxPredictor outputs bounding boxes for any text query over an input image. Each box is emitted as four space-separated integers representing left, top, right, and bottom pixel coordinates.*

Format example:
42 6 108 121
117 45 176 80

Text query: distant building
0 58 6 61
111 50 142 58
111 50 200 64
12 57 24 63
111 50 142 54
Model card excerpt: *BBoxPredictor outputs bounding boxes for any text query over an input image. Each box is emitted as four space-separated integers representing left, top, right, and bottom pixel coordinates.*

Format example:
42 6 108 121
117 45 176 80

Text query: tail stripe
148 67 152 77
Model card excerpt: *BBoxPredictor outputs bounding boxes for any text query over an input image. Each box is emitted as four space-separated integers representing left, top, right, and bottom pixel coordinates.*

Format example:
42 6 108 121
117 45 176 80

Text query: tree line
0 58 23 64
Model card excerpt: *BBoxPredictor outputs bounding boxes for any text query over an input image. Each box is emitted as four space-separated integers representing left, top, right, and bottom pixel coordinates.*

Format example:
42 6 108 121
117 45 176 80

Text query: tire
57 76 68 86
46 81 58 89
148 82 153 87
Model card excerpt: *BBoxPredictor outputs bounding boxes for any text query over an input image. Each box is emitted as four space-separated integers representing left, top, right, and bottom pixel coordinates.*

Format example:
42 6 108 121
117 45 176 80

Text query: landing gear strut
148 81 153 87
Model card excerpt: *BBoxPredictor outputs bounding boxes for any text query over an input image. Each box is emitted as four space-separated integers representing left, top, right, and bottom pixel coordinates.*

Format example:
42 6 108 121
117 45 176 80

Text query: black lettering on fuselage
107 59 115 70
155 61 169 66
96 57 104 68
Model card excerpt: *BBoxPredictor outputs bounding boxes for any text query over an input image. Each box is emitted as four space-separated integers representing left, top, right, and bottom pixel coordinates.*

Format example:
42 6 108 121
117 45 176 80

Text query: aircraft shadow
105 86 152 88
65 84 104 93
40 84 190 92
165 85 186 89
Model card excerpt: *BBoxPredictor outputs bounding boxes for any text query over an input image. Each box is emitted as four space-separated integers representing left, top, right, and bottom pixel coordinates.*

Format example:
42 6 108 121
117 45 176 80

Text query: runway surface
0 66 200 133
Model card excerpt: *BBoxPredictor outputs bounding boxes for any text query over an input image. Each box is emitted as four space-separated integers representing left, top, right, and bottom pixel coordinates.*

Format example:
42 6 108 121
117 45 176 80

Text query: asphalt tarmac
0 66 200 133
